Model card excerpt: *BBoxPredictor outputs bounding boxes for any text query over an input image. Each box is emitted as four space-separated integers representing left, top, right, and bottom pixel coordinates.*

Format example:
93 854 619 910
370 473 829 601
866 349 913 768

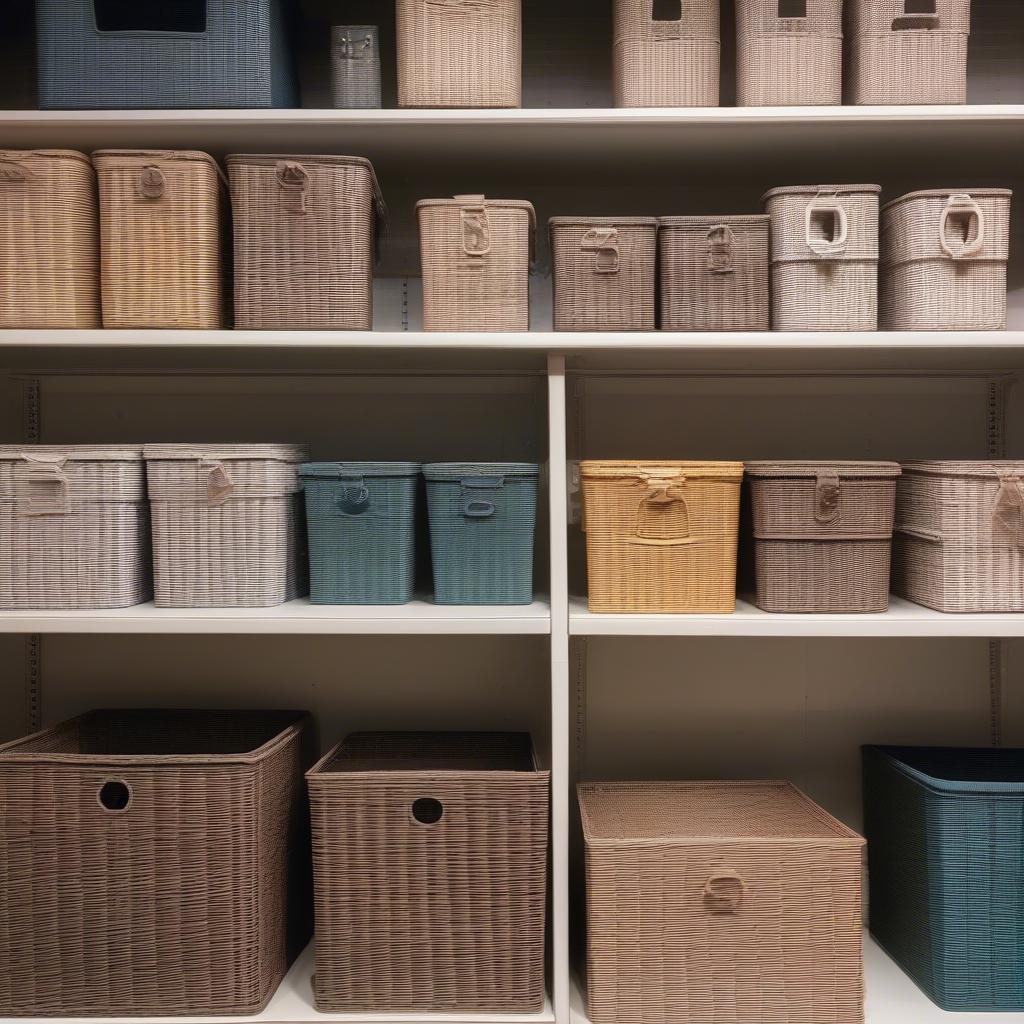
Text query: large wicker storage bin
307 731 549 1012
880 189 1012 331
0 150 100 328
0 709 313 1017
659 215 770 331
746 461 901 613
94 150 226 329
145 444 307 608
331 26 382 109
418 196 535 332
578 781 865 1024
228 154 385 330
764 184 881 332
581 461 743 613
550 217 658 331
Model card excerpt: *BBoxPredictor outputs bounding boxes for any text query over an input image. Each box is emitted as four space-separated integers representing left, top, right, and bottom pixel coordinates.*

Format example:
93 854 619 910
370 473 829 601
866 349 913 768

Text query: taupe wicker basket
550 217 657 331
880 189 1012 331
764 184 881 332
746 461 901 613
0 709 314 1017
331 26 382 109
659 215 770 331
308 732 549 1012
418 196 535 332
0 150 100 328
578 781 865 1024
145 444 307 608
228 154 385 331
93 150 226 329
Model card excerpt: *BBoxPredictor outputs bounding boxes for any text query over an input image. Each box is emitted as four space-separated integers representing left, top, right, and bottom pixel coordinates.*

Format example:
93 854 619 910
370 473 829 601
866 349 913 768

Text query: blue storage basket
424 463 538 606
300 463 420 606
36 0 296 110
863 744 1024 1011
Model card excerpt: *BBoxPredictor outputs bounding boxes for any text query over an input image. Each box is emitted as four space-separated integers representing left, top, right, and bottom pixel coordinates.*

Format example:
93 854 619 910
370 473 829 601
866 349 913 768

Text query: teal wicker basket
300 462 420 605
424 463 538 605
863 744 1024 1011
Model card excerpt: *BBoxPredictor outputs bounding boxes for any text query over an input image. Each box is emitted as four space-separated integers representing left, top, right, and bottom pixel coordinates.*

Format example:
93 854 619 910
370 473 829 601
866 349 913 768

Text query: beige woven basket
145 443 307 608
0 150 100 328
581 461 743 613
418 195 535 332
308 731 549 1012
397 0 521 108
228 154 385 331
578 781 865 1024
880 189 1012 331
613 0 720 107
659 215 770 331
550 217 657 331
764 184 881 332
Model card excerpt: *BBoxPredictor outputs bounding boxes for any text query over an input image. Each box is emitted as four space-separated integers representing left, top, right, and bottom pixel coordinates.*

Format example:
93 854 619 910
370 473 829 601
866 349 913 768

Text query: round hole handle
337 484 370 515
98 779 132 813
412 797 444 824
703 869 746 913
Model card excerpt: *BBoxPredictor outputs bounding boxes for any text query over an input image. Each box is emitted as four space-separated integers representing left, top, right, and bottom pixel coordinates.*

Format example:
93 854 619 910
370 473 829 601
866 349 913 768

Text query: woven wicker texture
578 781 865 1024
424 463 538 605
550 218 657 331
581 461 743 613
880 189 1012 331
0 150 100 328
659 215 770 331
397 0 521 108
228 154 384 330
308 731 549 1012
331 26 382 109
764 184 881 332
864 745 1024 1011
0 709 313 1017
418 197 535 332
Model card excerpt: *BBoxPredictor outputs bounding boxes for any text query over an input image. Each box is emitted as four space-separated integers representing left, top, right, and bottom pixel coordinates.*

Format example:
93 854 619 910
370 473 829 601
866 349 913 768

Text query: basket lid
580 460 744 480
0 445 143 462
92 149 222 170
300 461 420 478
143 444 307 463
417 196 536 233
423 462 538 480
900 460 1024 479
746 460 901 478
659 215 770 227
882 188 1013 213
0 149 91 166
761 183 882 202
868 745 1024 795
548 216 658 227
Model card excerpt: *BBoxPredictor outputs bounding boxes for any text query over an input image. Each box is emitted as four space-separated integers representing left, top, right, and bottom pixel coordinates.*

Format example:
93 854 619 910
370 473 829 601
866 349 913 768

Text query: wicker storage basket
228 154 385 330
424 462 538 605
550 217 657 331
0 150 100 328
613 0 720 107
659 215 770 331
94 150 226 329
0 709 313 1017
736 0 843 105
397 0 520 108
418 196 535 332
0 446 149 610
880 189 1012 331
863 745 1024 1011
145 444 307 608
308 731 549 1012
764 184 881 331
746 461 901 613
331 26 382 109
578 781 865 1024
581 461 743 613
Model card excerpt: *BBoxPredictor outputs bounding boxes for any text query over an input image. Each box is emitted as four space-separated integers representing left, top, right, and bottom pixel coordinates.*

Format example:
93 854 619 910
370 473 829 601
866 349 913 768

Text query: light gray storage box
331 26 382 109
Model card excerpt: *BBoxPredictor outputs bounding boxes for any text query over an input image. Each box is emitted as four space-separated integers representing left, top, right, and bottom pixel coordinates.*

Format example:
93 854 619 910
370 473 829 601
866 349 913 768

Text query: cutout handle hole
778 0 807 17
651 0 681 22
98 780 131 812
94 0 207 33
809 209 838 244
412 797 444 824
904 0 937 12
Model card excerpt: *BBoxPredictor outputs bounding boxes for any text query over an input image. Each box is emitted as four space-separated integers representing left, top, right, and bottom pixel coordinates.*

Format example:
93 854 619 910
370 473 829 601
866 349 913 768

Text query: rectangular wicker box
578 781 865 1024
0 709 313 1017
331 26 382 109
307 731 549 1012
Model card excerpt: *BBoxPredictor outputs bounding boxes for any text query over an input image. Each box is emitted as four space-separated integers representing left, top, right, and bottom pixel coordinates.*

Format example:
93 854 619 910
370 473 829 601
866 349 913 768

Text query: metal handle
939 194 986 260
706 224 735 274
138 164 165 200
704 869 746 912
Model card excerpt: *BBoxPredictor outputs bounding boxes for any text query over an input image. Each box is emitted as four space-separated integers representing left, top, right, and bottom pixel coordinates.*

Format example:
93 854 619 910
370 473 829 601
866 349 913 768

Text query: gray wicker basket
331 26 382 109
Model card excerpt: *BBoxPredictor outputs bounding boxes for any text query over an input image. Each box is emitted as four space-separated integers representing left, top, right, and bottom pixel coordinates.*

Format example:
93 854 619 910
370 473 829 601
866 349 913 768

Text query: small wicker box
578 781 865 1024
331 26 382 109
308 731 549 1012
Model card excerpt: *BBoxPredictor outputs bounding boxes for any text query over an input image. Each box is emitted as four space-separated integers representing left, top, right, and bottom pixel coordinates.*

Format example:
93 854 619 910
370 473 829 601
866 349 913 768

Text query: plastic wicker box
0 709 313 1017
331 26 382 109
307 731 549 1012
578 781 865 1024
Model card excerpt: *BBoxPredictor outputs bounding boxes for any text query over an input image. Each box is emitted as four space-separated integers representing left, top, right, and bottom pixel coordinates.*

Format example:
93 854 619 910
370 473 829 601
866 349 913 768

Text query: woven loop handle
993 474 1024 549
0 156 30 184
939 194 986 260
337 480 370 515
804 195 849 259
581 227 620 274
15 455 69 516
815 473 841 524
634 479 691 544
706 224 735 274
199 460 234 506
456 196 491 257
276 161 310 214
704 869 746 912
138 165 166 200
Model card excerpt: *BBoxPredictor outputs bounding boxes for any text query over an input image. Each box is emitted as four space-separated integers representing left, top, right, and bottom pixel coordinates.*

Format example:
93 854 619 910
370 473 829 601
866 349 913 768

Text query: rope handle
704 869 746 913
15 454 69 516
456 195 491 257
815 472 841 524
581 226 620 274
805 192 849 259
939 194 986 260
706 224 735 274
276 160 310 214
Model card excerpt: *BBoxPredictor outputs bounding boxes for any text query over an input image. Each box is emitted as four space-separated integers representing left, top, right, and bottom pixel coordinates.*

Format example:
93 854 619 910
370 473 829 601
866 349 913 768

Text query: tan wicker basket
0 150 100 328
550 217 657 331
581 461 743 613
764 184 881 332
881 189 1012 331
228 154 385 330
659 215 770 331
417 195 535 332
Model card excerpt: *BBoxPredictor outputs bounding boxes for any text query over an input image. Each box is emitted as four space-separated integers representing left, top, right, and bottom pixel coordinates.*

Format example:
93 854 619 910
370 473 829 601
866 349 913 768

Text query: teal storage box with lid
424 463 538 605
863 744 1024 1011
300 462 420 605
